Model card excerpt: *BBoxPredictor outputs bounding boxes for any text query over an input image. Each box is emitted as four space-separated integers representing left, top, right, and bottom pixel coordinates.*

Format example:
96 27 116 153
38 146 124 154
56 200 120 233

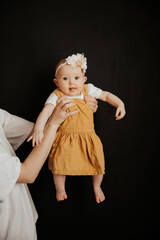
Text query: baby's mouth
69 87 77 92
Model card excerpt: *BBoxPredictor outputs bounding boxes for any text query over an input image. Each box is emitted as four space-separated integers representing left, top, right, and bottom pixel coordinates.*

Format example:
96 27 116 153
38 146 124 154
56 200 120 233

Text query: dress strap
53 88 64 98
82 84 88 96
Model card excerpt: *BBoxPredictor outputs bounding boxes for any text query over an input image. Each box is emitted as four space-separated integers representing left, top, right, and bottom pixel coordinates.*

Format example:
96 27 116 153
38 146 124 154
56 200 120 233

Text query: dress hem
49 169 105 176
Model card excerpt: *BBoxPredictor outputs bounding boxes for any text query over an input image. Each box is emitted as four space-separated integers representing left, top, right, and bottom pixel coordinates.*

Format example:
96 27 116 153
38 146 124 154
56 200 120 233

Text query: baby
28 53 126 203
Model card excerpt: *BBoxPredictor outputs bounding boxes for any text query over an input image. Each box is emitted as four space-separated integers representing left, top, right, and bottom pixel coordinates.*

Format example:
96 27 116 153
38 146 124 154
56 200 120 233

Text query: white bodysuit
45 83 102 105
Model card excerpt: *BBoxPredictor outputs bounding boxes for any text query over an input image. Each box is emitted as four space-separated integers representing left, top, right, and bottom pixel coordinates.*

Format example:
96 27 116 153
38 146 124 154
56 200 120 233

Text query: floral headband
55 53 87 76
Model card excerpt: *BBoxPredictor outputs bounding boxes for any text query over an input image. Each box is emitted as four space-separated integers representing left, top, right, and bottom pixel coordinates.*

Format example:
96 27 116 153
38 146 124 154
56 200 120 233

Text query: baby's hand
27 130 44 147
115 104 126 120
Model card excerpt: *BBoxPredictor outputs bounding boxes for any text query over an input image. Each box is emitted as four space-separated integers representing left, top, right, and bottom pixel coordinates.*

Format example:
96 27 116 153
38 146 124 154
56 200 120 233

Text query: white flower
65 53 87 74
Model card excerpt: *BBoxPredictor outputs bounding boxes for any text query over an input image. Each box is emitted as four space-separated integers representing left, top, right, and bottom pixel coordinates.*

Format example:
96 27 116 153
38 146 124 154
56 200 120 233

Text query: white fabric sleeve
87 83 102 99
45 91 58 106
0 109 34 202
0 152 21 202
0 109 34 151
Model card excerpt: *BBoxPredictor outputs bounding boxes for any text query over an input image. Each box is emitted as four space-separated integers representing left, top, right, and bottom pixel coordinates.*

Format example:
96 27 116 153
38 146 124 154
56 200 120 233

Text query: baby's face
54 65 87 96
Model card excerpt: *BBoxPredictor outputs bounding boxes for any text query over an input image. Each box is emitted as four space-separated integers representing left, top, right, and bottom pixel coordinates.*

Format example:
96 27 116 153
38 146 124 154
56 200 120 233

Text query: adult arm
17 97 78 183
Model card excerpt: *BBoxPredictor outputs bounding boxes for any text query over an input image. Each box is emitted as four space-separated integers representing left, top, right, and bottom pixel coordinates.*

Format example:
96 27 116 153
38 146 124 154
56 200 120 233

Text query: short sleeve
88 83 102 99
45 92 58 106
0 109 34 151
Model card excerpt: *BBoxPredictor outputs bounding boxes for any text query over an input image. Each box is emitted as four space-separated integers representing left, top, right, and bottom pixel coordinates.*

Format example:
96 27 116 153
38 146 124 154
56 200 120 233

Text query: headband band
55 63 66 76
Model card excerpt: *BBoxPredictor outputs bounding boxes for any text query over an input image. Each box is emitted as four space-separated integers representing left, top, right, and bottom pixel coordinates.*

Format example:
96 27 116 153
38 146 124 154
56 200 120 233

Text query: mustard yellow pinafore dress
48 84 105 175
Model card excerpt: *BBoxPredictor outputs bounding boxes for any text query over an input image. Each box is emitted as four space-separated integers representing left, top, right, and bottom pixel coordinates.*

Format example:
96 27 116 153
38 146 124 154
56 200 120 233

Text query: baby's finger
38 136 43 144
122 111 126 118
32 138 36 147
35 136 40 146
117 110 125 119
116 115 122 120
27 135 33 142
115 108 120 117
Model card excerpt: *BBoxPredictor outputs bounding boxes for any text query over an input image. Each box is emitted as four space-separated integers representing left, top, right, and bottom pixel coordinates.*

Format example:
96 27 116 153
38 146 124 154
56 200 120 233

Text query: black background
0 0 160 238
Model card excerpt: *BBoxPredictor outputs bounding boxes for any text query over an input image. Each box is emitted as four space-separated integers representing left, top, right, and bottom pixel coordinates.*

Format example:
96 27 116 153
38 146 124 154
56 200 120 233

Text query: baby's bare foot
56 189 67 201
94 186 105 203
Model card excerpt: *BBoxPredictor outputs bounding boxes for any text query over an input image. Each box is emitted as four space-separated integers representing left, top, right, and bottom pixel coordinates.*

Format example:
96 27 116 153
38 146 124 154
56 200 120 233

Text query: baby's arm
27 104 55 146
99 91 126 120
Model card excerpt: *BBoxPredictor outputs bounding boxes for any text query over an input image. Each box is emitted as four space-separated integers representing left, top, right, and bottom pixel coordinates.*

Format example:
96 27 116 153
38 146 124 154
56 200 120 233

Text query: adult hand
84 95 98 113
49 96 79 126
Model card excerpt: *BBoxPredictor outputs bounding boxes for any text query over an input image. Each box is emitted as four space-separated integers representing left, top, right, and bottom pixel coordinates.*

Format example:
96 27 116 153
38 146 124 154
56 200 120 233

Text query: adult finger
62 101 76 111
87 101 98 113
57 96 74 105
84 96 98 113
58 98 75 110
66 110 80 117
84 95 98 104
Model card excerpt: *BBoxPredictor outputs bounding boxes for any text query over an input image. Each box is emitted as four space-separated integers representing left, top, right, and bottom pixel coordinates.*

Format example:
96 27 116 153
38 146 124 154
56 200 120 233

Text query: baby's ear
84 76 87 83
53 78 58 87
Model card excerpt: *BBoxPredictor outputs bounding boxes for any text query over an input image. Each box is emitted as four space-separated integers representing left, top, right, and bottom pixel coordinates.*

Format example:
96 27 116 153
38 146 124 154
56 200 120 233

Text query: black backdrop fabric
0 0 160 238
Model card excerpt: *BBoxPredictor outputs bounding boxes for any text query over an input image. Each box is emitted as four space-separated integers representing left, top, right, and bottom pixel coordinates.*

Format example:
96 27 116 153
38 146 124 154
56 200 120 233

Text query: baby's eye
63 77 68 80
75 76 79 80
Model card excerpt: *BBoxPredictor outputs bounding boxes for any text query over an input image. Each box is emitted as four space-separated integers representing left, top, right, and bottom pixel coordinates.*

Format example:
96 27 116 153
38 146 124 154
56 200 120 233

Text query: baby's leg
53 174 67 201
92 174 105 203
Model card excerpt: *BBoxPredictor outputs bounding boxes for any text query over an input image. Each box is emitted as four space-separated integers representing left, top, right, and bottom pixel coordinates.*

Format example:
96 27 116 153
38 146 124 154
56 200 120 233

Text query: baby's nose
69 77 74 83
